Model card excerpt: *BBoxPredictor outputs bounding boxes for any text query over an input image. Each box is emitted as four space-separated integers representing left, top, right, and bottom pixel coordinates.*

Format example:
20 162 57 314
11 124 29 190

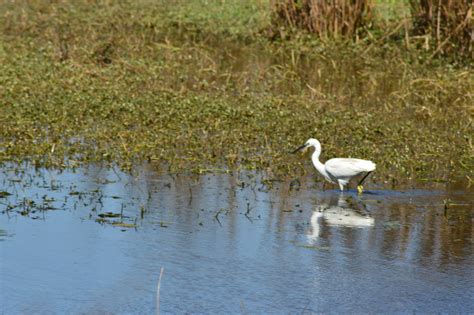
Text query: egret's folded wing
325 158 375 178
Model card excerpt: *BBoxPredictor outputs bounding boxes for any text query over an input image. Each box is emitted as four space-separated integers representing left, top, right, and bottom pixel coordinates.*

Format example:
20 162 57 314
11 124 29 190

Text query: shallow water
1 164 473 314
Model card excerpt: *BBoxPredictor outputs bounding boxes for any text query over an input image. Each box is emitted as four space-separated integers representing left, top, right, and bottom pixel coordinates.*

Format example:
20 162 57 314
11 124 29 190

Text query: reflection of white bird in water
308 210 324 241
293 138 376 193
308 196 374 241
322 205 374 228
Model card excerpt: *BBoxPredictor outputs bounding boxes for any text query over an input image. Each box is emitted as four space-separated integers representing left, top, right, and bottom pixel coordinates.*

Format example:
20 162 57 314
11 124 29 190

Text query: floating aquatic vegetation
0 191 12 198
97 212 122 218
0 1 471 184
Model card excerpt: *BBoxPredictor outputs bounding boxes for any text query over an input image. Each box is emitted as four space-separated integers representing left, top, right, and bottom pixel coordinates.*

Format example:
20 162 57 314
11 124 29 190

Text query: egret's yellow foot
357 185 364 194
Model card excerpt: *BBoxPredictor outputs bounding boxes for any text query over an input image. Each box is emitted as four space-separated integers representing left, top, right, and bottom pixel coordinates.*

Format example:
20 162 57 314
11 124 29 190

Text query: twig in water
443 199 450 217
244 203 253 222
188 185 193 206
156 267 164 315
214 209 224 226
112 166 122 181
240 300 247 314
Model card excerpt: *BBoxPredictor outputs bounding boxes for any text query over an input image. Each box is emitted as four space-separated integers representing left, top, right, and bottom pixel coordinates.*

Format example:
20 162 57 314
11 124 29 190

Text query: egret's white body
294 138 376 192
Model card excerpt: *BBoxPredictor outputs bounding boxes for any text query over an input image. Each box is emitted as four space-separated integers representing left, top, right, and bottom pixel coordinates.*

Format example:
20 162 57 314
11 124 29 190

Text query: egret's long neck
311 143 328 178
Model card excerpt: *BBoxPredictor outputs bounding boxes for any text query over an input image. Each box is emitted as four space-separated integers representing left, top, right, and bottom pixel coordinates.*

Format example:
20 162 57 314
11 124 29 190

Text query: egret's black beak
292 144 308 154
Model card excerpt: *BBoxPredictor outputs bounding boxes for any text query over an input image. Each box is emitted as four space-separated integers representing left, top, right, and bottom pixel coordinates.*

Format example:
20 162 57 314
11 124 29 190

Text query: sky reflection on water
1 164 472 313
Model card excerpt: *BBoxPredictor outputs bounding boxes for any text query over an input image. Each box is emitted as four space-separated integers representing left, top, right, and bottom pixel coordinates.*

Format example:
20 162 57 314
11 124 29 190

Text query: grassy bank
0 1 472 183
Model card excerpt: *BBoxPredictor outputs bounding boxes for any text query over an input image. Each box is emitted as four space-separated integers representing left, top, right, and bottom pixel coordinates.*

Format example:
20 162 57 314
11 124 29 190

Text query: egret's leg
338 181 344 191
357 172 372 194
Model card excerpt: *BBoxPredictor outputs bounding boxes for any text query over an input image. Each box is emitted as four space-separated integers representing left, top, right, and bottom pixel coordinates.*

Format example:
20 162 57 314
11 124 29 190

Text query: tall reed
409 0 472 57
271 0 374 39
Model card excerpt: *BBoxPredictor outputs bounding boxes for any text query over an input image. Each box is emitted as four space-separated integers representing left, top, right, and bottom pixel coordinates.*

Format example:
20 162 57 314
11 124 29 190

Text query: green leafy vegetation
0 0 472 183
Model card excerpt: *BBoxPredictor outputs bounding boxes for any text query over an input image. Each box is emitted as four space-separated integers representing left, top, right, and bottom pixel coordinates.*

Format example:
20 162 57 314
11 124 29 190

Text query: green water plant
0 0 472 184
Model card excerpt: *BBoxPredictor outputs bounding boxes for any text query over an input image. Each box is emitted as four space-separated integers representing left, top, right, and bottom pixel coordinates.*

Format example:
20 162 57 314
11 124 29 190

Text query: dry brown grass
409 0 472 57
271 0 374 39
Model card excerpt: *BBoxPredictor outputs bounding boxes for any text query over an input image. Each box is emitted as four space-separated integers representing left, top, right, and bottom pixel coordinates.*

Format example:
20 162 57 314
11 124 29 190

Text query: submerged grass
0 0 472 183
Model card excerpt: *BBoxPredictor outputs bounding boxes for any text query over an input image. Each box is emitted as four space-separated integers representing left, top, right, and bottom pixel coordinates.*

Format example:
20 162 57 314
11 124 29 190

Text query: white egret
293 138 375 193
